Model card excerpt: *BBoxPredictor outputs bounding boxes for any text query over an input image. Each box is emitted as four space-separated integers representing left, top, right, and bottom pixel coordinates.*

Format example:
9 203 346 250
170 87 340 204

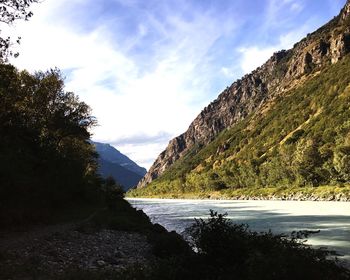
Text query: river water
127 198 350 264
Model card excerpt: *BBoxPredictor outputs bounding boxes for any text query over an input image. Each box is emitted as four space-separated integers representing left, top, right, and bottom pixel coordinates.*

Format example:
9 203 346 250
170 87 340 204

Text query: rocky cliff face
137 0 350 189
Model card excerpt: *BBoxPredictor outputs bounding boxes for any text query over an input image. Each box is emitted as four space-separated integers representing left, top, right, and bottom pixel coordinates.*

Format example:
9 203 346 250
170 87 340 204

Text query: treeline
130 54 350 197
0 64 104 225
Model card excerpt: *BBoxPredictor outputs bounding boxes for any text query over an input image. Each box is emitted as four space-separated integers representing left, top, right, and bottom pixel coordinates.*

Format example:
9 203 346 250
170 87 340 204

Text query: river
127 198 350 264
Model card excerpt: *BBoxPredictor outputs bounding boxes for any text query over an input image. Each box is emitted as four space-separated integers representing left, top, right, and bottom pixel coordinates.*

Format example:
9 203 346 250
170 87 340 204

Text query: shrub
184 210 350 280
103 176 125 209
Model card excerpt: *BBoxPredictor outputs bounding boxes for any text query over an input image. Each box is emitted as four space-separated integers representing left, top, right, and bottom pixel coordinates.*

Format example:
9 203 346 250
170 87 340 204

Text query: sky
5 0 347 169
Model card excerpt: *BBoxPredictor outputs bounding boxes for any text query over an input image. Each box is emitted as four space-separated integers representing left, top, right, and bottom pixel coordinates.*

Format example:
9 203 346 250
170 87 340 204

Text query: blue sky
8 0 346 168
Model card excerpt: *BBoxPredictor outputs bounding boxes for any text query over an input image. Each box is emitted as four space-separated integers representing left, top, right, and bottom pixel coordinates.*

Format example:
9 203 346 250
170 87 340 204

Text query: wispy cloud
265 0 304 27
7 0 347 168
111 132 173 146
237 23 315 74
9 0 241 168
235 0 344 75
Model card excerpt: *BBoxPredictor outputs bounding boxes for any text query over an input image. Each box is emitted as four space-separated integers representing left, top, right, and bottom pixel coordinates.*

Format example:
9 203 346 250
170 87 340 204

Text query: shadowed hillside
93 142 146 190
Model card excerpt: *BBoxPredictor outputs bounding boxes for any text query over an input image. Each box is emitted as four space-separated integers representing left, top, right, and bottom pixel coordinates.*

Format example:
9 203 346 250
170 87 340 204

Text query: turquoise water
127 198 350 265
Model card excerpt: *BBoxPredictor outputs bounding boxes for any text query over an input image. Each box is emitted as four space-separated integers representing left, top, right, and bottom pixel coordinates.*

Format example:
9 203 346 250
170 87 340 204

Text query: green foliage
102 176 125 209
0 64 101 226
86 199 153 232
92 211 349 280
8 209 348 280
334 145 350 182
148 228 190 258
182 211 349 280
130 54 350 198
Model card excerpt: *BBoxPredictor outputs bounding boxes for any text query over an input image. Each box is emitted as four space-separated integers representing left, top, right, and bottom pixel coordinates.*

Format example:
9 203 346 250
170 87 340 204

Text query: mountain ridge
137 0 350 189
93 141 146 190
93 141 146 176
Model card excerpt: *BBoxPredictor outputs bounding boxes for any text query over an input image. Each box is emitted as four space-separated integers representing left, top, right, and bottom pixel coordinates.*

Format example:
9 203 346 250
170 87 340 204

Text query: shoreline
127 186 350 202
127 196 350 202
126 196 350 202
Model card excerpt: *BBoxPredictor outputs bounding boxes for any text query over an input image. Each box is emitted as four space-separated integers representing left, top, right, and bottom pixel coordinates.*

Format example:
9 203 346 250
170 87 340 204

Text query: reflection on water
127 198 350 264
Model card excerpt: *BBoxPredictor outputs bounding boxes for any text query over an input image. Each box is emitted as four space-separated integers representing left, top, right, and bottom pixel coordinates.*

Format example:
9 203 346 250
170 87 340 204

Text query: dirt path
0 208 104 251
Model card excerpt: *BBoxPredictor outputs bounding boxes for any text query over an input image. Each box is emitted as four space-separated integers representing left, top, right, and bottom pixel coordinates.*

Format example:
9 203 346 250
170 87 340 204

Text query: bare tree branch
0 0 39 61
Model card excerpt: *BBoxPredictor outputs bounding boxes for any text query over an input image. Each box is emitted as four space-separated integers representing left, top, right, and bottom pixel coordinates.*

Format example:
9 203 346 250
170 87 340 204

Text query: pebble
0 229 154 276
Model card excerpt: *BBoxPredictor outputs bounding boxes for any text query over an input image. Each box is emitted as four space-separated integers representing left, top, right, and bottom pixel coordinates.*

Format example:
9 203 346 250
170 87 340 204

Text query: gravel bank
0 226 153 279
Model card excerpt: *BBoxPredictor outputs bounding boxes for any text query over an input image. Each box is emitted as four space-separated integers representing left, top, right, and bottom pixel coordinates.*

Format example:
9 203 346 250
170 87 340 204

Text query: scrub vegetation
129 55 350 200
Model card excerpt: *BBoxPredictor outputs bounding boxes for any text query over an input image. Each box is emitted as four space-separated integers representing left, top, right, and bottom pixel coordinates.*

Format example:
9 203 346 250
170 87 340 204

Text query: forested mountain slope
131 0 350 198
130 55 350 198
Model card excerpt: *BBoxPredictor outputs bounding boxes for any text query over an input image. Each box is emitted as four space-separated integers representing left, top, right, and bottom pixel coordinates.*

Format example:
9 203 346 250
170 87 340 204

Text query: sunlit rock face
137 1 350 189
341 0 350 21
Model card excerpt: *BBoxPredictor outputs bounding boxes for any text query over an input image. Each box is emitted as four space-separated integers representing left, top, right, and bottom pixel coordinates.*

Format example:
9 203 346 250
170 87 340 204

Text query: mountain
93 141 146 176
93 142 146 190
98 158 144 191
132 1 350 198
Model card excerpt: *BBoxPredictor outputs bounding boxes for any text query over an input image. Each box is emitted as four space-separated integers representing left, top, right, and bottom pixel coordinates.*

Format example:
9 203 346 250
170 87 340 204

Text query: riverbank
127 197 350 269
0 228 153 279
0 199 187 279
2 197 349 279
127 185 350 201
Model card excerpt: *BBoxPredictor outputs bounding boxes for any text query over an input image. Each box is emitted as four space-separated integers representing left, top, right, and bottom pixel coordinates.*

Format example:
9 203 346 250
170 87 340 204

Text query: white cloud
238 46 277 74
238 21 316 74
116 143 168 168
220 67 236 78
7 0 236 169
5 0 338 169
290 3 303 13
265 0 304 27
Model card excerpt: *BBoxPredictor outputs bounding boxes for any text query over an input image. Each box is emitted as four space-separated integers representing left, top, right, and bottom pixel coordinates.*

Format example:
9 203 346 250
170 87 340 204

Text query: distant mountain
98 158 144 191
92 142 146 190
133 1 350 197
93 142 146 176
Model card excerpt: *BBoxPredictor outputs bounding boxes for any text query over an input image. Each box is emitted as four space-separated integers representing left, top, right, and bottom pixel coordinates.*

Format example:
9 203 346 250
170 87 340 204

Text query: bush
183 211 350 280
69 211 350 280
148 228 190 258
103 176 125 210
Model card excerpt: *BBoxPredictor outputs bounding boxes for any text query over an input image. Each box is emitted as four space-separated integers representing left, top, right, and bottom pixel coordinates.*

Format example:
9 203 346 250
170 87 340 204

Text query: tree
334 145 350 182
0 64 100 225
0 0 38 60
103 176 124 209
293 139 324 186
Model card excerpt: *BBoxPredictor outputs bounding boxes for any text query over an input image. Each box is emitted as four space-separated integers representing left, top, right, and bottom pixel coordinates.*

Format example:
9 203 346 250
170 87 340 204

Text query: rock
137 1 350 189
152 223 168 234
0 229 153 276
341 0 350 22
114 250 126 258
96 260 106 267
